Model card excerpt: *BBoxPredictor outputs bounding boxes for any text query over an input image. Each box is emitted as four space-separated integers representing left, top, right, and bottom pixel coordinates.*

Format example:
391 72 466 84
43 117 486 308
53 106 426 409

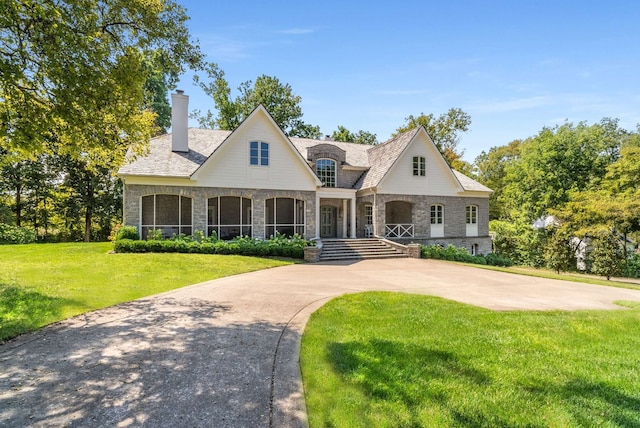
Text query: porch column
350 196 356 238
342 199 348 238
315 193 320 239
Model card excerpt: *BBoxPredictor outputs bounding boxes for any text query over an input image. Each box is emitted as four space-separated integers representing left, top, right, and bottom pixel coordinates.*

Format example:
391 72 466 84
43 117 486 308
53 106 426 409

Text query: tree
331 126 378 145
544 228 576 274
551 132 640 255
473 139 522 219
54 155 122 242
194 64 320 138
393 108 471 165
0 152 56 230
1 0 202 157
501 121 623 222
590 230 625 280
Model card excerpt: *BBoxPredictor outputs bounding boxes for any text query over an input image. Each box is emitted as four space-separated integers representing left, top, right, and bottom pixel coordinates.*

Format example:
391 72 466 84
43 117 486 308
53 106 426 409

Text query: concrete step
318 238 407 261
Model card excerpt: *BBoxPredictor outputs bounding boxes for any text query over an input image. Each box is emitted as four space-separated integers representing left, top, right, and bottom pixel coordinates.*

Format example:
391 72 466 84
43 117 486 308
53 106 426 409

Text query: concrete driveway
2 258 640 427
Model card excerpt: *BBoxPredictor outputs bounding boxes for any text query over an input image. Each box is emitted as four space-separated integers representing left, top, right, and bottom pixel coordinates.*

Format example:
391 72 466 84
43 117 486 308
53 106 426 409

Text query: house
118 91 493 255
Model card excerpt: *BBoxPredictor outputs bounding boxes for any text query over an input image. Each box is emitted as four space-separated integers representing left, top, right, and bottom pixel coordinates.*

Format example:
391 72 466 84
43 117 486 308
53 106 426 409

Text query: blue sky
175 0 640 162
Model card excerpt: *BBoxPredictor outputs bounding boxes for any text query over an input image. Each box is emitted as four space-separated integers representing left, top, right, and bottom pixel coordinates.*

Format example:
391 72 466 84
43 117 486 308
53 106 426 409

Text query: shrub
485 253 513 267
420 245 513 267
114 225 139 241
147 229 163 240
625 254 640 278
589 231 625 280
112 232 312 259
0 223 37 244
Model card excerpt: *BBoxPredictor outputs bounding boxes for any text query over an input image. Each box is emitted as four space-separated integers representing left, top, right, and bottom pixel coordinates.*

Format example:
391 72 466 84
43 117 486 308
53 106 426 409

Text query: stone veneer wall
124 184 316 239
362 193 492 254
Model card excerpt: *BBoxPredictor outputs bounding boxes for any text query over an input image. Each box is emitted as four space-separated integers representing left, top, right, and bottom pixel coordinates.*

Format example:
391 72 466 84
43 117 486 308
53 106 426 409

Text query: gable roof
356 127 421 189
189 105 321 186
118 109 491 194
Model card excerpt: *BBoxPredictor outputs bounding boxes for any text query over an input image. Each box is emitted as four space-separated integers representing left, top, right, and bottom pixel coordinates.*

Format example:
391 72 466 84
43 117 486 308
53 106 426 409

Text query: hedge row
421 244 513 267
114 237 310 259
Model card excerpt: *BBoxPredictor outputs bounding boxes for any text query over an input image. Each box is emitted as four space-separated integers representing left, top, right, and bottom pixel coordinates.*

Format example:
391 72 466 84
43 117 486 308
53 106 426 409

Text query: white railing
385 224 414 238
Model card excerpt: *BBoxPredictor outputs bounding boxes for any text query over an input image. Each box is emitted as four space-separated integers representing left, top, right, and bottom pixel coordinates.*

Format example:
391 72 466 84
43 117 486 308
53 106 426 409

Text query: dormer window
413 156 425 176
250 141 269 166
316 158 336 187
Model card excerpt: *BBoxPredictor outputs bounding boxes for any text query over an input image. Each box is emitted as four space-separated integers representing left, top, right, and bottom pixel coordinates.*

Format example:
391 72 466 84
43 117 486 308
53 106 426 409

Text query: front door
320 206 336 238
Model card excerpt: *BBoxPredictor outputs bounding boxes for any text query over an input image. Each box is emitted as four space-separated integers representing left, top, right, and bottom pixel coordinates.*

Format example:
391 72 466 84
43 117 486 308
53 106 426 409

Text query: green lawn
301 292 640 427
461 262 640 290
0 242 292 342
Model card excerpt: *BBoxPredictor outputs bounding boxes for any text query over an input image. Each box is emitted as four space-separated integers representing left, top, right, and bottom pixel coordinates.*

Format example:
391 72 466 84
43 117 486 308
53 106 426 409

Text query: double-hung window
466 205 478 225
413 156 426 176
250 141 269 166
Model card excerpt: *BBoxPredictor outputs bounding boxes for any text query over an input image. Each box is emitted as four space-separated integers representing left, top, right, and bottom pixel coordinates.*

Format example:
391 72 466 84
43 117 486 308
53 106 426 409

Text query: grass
0 242 292 342
301 292 640 427
455 262 640 291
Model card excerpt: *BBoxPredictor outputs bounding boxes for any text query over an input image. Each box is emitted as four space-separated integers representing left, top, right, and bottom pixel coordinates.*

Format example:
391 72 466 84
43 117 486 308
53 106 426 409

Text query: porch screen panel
265 197 305 238
208 196 252 239
141 194 192 238
207 197 219 237
142 195 154 225
276 198 295 236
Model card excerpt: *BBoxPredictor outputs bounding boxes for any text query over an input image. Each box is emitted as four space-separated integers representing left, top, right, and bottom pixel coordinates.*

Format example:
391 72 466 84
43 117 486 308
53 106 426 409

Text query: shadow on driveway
0 297 302 428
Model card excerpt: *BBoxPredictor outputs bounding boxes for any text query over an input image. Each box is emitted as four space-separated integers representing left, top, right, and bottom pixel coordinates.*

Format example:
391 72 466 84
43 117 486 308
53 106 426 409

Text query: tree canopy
394 108 471 165
193 63 321 138
331 126 378 145
0 0 202 158
498 120 623 222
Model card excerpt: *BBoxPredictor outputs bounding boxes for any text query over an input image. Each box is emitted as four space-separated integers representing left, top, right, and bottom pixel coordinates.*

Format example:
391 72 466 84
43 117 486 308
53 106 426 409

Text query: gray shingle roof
290 138 371 167
118 129 230 177
452 170 493 192
118 126 492 194
357 128 420 189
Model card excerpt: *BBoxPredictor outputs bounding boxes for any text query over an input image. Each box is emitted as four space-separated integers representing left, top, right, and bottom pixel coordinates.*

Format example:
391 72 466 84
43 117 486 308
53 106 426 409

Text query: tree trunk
84 204 93 242
15 183 21 227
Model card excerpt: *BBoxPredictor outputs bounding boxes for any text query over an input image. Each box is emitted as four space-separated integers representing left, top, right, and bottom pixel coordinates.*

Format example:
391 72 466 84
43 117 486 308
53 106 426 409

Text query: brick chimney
171 90 189 152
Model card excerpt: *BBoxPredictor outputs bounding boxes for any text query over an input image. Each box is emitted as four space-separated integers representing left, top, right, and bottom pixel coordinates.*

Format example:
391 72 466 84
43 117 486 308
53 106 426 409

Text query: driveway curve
2 258 640 427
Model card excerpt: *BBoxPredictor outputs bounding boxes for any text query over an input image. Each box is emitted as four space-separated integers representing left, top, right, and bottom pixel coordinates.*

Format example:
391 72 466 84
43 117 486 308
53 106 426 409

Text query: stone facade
124 184 315 240
124 184 492 253
350 193 492 254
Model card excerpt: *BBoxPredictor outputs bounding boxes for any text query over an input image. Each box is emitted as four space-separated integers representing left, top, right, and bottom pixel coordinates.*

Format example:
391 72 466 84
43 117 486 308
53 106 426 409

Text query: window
316 158 336 187
265 198 305 237
413 156 425 176
141 194 192 238
466 205 478 225
208 196 252 240
364 204 373 237
430 204 443 224
364 205 373 225
430 204 444 238
466 205 478 237
250 141 269 166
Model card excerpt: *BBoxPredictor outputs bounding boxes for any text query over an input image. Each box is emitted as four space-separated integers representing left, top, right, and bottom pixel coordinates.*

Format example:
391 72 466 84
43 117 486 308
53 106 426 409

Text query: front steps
318 238 408 262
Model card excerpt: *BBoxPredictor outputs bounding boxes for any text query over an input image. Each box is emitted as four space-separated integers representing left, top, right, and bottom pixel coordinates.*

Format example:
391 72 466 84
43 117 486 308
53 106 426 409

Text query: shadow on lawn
0 284 81 342
328 339 640 427
0 297 303 428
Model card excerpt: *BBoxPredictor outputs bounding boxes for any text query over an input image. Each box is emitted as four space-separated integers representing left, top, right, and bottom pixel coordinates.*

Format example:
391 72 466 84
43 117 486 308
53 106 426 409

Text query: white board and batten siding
192 109 318 191
377 132 463 196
